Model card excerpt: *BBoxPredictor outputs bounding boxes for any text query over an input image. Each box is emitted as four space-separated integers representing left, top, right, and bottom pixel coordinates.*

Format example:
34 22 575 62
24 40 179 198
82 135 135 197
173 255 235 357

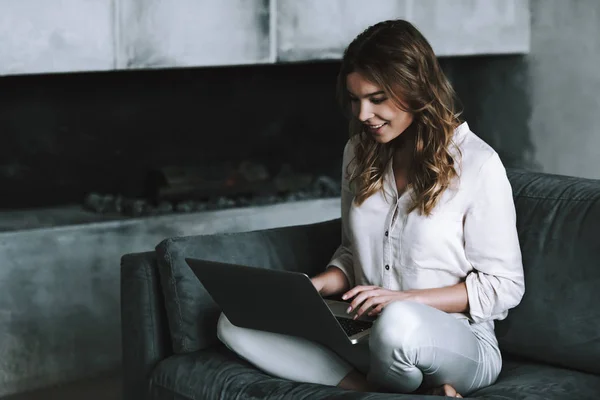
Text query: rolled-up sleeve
464 153 525 324
327 140 355 287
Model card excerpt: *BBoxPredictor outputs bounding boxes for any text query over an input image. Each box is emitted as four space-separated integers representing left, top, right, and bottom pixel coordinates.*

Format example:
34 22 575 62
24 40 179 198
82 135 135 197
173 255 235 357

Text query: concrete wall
0 0 529 76
0 199 340 397
277 0 529 61
0 0 115 75
0 0 272 76
116 0 271 68
528 0 600 179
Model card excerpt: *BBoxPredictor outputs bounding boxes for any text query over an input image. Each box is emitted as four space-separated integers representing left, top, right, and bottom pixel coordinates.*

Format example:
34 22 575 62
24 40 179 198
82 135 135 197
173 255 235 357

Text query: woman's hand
342 285 419 319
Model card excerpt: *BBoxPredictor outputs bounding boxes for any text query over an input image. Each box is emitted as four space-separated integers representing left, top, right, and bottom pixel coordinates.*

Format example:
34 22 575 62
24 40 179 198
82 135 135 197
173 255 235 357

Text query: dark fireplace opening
0 61 350 216
0 54 531 222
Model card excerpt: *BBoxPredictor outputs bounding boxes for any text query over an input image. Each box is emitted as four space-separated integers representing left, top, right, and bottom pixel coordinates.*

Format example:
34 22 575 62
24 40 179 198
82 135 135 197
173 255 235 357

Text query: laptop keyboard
335 316 373 337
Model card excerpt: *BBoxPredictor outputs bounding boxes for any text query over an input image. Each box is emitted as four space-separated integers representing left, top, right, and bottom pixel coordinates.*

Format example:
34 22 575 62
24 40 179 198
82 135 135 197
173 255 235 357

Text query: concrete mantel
0 0 530 77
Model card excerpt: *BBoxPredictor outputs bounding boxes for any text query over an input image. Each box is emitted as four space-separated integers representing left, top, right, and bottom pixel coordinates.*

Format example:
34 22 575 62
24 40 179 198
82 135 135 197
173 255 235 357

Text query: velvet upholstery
154 219 340 353
469 357 600 400
147 348 599 400
149 345 437 400
495 170 600 374
121 169 600 399
121 252 173 400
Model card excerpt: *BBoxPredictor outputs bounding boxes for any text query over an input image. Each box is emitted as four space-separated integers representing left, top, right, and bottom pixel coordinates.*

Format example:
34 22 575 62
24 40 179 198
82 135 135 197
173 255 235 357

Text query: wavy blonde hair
336 19 463 216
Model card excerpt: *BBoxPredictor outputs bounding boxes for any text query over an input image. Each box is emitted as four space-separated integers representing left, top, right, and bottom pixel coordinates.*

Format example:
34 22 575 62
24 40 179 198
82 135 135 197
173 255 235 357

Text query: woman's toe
442 383 462 397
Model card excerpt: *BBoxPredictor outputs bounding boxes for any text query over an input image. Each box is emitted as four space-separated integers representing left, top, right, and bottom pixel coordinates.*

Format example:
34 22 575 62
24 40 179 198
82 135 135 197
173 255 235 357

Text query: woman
218 19 525 397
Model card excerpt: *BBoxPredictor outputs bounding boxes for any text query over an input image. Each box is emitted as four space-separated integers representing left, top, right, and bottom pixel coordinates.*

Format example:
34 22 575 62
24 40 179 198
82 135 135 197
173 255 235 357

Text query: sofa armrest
121 251 173 400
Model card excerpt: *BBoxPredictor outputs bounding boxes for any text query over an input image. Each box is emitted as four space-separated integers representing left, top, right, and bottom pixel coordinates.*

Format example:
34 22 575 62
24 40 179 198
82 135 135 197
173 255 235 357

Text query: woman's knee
216 312 237 346
371 301 426 347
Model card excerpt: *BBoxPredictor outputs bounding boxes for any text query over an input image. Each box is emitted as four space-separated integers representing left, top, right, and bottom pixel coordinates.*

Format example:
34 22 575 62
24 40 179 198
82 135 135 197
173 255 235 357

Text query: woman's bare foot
338 373 461 397
426 384 463 398
337 370 378 392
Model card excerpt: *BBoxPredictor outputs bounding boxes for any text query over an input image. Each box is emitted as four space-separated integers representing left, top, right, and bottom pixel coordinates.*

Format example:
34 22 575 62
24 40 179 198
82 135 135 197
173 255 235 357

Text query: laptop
185 258 375 351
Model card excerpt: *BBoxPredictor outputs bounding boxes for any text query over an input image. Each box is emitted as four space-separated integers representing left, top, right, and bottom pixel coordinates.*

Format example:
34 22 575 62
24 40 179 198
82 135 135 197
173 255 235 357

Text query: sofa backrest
497 169 600 375
155 218 340 354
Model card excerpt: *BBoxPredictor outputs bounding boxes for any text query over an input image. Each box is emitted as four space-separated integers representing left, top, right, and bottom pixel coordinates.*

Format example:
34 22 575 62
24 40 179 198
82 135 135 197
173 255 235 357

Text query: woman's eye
371 97 387 104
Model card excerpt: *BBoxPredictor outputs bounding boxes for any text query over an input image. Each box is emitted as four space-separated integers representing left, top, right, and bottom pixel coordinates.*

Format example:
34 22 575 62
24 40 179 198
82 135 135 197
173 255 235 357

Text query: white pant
217 300 502 395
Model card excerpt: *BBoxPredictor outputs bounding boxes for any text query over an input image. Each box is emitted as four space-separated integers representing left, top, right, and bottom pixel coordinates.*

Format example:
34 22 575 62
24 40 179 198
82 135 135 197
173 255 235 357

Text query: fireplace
0 54 533 224
0 61 350 219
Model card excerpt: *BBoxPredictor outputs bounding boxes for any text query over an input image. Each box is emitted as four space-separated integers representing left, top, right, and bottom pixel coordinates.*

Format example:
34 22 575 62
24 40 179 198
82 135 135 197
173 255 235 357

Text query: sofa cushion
155 218 340 354
497 170 600 375
469 357 600 400
149 347 600 400
149 346 433 399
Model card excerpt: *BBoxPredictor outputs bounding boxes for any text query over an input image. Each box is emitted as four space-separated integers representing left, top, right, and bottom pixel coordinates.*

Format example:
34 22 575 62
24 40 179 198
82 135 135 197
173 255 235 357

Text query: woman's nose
357 103 374 122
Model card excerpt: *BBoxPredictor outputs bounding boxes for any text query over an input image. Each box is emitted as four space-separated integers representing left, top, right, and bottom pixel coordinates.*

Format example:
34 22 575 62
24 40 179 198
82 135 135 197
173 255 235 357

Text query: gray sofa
121 169 600 399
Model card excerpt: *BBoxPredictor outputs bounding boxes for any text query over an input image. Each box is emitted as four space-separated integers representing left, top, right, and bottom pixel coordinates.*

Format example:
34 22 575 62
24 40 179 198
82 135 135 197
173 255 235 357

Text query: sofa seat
470 357 600 399
148 345 432 399
148 345 600 400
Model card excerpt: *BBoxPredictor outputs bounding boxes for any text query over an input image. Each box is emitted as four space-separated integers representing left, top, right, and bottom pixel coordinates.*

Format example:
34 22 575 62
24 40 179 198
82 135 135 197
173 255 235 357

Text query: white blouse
328 122 525 326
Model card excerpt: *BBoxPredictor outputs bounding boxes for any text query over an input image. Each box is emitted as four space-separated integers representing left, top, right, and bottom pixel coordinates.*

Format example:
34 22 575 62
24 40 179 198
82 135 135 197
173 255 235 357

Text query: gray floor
1 371 121 400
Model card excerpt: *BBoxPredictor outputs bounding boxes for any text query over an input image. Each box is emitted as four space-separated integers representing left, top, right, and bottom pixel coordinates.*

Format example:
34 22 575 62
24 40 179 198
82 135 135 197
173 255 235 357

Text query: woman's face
346 71 414 144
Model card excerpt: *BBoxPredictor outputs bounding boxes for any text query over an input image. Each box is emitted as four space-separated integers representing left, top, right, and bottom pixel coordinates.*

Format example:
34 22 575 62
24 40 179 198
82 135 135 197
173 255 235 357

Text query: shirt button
385 265 390 270
385 230 389 237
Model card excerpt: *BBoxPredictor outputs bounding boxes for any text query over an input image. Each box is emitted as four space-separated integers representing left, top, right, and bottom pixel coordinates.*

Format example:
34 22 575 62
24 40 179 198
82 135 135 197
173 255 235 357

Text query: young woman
218 19 525 398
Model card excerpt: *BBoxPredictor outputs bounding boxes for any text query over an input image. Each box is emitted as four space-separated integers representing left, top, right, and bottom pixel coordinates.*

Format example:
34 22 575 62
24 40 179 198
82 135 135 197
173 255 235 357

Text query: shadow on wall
441 55 538 172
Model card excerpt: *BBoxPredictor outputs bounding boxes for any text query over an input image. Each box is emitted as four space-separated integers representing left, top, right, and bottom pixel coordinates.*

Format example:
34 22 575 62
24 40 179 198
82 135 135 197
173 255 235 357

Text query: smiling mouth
365 122 387 130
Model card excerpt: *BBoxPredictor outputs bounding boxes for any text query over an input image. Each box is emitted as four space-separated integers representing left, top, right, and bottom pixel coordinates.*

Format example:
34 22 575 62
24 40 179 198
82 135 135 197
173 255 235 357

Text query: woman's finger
347 291 373 313
348 289 381 313
355 295 387 319
342 285 377 300
341 286 365 300
367 302 386 317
